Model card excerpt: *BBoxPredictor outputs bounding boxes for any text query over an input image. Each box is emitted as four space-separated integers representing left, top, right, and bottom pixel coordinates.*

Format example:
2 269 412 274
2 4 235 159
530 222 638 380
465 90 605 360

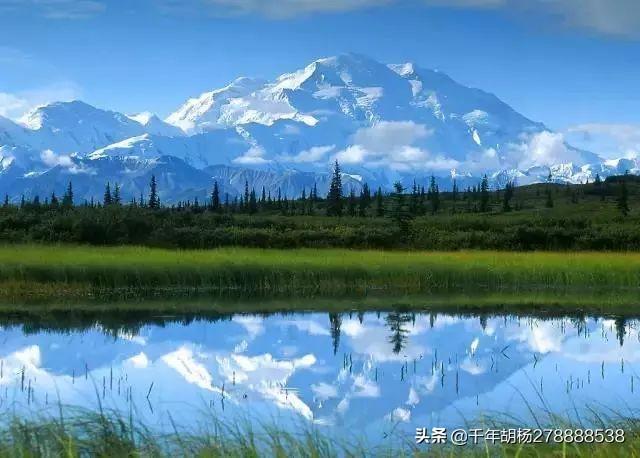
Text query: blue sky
1 0 639 155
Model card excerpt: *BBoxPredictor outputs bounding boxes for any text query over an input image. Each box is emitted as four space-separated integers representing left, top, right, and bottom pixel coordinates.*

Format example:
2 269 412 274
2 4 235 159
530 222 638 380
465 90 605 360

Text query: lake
0 308 637 448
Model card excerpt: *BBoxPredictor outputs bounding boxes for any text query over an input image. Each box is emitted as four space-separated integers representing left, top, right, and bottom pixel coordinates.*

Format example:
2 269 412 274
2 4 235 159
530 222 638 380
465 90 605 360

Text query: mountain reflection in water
0 309 637 445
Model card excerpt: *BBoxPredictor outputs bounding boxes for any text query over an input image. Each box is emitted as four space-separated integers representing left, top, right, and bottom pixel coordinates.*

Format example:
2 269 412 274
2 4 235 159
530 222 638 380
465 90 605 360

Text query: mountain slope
0 53 627 202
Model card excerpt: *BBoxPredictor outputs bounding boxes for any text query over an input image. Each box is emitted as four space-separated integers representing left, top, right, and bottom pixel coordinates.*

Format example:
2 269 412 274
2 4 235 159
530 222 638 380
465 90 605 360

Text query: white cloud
311 382 338 401
386 407 411 422
0 0 105 19
232 145 273 165
509 131 585 169
352 120 429 151
277 145 335 163
423 0 640 37
161 0 391 18
334 121 459 171
0 93 29 119
0 82 81 121
40 149 92 174
162 0 640 36
566 123 640 160
507 321 563 354
542 0 640 37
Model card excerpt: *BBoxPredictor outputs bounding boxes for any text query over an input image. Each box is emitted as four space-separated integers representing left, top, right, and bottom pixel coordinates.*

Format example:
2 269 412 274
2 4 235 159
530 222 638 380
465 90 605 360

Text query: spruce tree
249 188 258 215
62 181 74 208
113 183 121 205
388 181 413 240
359 183 371 217
244 180 250 212
375 187 384 217
329 313 342 355
50 192 59 209
103 183 112 206
428 176 440 215
347 188 357 217
545 188 554 208
502 181 514 212
211 181 220 212
326 160 343 217
617 179 630 216
148 174 160 209
479 175 490 212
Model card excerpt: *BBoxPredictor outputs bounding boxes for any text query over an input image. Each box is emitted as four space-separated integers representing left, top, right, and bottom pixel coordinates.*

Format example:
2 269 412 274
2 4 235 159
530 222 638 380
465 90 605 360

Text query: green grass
1 409 639 457
0 244 640 301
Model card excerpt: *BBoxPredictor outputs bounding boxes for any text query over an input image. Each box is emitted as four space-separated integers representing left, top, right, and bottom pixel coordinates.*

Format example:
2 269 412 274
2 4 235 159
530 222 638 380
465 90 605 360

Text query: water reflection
0 309 638 445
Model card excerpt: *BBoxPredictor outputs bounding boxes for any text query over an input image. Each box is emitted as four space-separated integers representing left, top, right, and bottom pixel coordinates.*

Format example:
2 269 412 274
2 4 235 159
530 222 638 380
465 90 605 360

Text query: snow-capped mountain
128 112 185 137
0 53 631 202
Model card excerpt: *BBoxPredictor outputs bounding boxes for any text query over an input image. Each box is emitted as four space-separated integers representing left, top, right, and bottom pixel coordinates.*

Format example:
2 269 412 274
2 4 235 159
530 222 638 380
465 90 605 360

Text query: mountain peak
165 76 268 133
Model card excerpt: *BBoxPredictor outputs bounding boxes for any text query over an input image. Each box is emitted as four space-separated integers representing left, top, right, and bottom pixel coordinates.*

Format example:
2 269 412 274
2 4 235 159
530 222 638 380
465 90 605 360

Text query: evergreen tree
113 183 121 206
300 188 307 215
375 187 384 217
359 183 371 217
244 180 250 212
62 181 74 208
388 181 413 240
210 181 221 212
410 180 419 215
545 188 554 208
148 175 160 209
479 175 490 212
347 188 357 217
329 313 342 355
502 181 515 212
103 183 113 206
386 312 412 354
326 160 343 217
249 188 258 215
617 179 630 216
2 194 8 208
50 192 59 209
428 176 440 214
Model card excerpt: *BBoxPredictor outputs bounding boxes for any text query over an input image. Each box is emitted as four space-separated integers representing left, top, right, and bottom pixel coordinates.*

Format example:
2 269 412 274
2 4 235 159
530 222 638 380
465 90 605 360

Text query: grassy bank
1 411 638 457
1 245 640 301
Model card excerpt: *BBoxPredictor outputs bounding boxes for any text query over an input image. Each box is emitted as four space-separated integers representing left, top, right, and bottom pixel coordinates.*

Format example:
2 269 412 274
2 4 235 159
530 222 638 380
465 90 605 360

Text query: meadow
1 409 638 458
0 244 639 303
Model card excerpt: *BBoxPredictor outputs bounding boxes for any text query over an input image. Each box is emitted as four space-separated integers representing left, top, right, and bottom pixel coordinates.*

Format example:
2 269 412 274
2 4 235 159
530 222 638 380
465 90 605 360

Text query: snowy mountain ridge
0 53 631 202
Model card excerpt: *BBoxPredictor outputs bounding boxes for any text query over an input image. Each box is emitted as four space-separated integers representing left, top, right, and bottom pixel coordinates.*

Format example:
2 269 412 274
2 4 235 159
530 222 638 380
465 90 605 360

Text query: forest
0 161 638 251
